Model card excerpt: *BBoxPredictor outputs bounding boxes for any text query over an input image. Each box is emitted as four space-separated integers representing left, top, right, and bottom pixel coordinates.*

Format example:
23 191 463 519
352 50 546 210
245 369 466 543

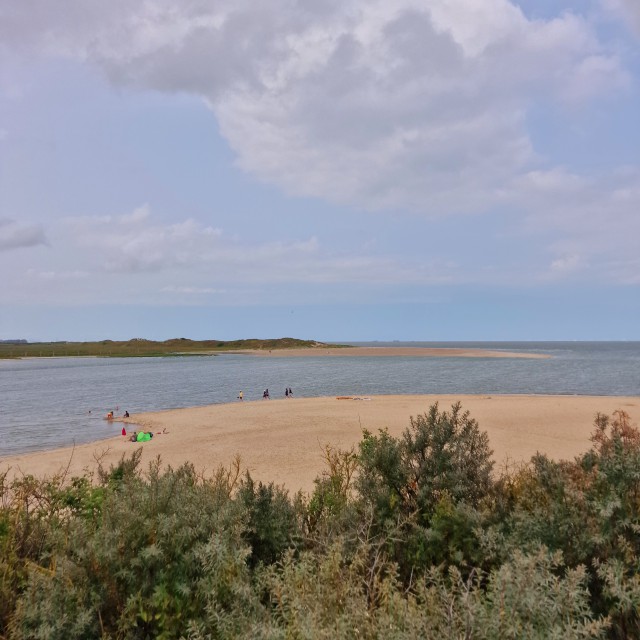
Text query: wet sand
2 395 638 493
226 347 548 359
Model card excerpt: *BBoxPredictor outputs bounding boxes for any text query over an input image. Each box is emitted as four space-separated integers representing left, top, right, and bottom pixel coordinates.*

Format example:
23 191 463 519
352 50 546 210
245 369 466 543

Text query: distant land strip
0 337 340 359
0 338 548 359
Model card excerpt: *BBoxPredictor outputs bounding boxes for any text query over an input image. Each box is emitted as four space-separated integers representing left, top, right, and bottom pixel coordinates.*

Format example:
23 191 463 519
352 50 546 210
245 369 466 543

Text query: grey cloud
0 218 47 250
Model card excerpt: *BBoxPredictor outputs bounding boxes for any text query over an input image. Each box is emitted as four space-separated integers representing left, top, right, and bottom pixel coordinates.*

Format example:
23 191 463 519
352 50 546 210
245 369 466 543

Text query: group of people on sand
236 387 294 401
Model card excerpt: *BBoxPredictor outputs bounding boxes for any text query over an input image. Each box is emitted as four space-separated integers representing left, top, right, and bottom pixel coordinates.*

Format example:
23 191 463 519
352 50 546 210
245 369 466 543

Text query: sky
1 0 639 342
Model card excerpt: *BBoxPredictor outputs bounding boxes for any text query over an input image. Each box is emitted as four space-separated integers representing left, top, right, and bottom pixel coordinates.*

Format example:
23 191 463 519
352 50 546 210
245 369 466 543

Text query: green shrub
8 459 254 639
356 402 494 524
354 403 494 577
237 474 300 569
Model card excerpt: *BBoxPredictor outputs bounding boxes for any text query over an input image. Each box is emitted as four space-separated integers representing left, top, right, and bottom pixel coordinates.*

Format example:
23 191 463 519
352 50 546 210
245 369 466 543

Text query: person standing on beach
238 391 243 401
285 388 289 398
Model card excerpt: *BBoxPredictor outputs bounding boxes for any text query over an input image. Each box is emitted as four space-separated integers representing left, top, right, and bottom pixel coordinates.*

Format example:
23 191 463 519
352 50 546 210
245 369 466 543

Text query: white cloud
57 205 457 296
0 218 47 250
207 2 625 213
602 0 640 34
118 203 150 224
511 167 640 284
64 206 222 273
550 254 583 273
161 285 226 295
26 268 88 280
0 0 628 216
559 54 629 104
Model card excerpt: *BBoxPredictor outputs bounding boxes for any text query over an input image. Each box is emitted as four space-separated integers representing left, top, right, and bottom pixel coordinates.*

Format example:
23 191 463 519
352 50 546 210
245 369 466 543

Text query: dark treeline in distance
1 403 639 638
0 337 341 359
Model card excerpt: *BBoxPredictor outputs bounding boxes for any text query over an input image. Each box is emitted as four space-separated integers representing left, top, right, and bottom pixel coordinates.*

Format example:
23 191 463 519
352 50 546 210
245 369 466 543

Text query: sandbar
225 347 548 359
2 395 638 493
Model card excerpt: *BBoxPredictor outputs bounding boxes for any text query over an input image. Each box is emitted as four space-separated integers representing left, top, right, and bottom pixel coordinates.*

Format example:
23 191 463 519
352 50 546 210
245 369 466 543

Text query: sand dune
2 395 638 493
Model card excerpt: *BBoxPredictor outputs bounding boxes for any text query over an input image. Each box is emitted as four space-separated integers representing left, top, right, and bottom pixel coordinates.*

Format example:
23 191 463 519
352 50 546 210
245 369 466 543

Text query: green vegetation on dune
2 404 640 638
0 337 345 359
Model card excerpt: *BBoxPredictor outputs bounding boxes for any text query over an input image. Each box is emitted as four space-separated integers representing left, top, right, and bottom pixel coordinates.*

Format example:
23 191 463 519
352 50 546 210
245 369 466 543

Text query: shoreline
2 394 638 492
220 347 550 359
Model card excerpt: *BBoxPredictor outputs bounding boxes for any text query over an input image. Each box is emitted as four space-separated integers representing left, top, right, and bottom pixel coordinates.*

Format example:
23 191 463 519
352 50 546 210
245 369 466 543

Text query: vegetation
0 337 345 359
1 403 639 638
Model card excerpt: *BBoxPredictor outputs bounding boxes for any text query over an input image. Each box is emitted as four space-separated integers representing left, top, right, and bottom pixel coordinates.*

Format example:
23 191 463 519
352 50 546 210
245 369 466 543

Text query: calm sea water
1 342 639 457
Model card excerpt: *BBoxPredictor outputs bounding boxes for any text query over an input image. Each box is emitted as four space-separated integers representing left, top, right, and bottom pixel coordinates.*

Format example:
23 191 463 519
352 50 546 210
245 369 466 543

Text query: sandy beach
227 347 549 359
2 395 638 493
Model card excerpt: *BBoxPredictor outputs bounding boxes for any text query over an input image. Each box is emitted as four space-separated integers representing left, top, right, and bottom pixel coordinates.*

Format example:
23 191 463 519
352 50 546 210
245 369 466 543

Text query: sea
1 341 639 457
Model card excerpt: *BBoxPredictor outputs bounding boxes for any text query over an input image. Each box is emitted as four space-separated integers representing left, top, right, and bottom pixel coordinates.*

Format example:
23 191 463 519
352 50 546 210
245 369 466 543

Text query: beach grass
0 337 345 359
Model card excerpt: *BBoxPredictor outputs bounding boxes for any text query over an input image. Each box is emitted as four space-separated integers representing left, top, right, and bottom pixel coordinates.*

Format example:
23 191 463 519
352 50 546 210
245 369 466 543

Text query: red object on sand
122 427 127 436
